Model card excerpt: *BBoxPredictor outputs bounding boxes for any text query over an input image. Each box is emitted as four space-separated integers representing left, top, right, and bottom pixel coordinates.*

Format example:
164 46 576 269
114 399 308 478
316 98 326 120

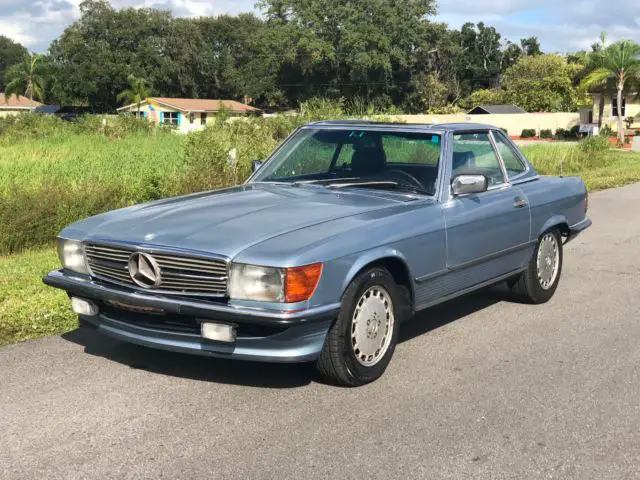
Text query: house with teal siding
116 97 260 132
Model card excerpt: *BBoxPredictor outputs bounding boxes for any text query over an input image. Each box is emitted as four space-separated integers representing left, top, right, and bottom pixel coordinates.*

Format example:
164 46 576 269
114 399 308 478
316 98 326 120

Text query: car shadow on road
62 285 509 388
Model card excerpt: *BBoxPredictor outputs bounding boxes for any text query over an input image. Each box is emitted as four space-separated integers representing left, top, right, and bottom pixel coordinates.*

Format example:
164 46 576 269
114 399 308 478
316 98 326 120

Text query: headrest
351 147 386 176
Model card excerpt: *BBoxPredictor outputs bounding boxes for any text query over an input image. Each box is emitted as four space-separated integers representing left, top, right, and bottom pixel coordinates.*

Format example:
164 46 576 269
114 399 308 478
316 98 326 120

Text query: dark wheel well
358 257 414 309
546 222 570 241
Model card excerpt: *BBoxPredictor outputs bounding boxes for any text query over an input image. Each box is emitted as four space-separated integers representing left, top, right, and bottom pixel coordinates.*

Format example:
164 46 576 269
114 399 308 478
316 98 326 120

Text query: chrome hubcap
537 233 559 290
351 286 394 367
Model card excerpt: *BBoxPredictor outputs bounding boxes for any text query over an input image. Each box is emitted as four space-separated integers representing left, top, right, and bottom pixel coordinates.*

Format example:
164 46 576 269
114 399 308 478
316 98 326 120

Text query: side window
493 133 526 178
451 132 505 187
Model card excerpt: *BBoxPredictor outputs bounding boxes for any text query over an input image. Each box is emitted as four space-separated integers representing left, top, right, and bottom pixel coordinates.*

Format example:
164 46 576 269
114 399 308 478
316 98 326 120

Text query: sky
1 0 639 53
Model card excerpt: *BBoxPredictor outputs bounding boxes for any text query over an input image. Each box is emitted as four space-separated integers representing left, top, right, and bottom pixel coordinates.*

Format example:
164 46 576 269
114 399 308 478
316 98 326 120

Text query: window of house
451 132 505 187
492 132 526 179
201 113 207 125
132 111 146 119
612 98 626 117
162 112 179 126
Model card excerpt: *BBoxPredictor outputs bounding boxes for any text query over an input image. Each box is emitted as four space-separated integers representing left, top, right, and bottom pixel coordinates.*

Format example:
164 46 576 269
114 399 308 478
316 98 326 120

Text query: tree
117 75 151 115
4 52 46 111
462 88 504 109
581 39 640 143
0 35 28 85
520 37 542 56
257 0 439 110
501 54 584 112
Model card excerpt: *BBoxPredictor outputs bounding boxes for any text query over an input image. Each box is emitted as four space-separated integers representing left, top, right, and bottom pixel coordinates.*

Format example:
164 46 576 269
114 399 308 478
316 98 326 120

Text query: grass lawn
0 249 73 346
520 144 640 190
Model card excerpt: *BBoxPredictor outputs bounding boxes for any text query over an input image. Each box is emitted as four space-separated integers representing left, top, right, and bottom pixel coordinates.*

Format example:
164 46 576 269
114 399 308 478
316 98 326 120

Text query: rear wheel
315 267 404 387
510 229 563 304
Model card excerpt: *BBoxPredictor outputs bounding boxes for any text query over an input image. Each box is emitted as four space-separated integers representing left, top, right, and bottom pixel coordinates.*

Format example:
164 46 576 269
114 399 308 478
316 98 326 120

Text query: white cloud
0 0 638 53
437 0 640 52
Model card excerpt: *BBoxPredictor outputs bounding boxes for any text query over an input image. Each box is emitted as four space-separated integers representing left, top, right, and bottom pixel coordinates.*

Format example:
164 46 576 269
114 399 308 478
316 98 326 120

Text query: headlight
229 263 322 303
56 238 89 275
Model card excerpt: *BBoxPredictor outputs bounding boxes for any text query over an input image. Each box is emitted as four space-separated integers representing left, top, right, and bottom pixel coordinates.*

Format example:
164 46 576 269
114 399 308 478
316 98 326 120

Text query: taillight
584 190 589 214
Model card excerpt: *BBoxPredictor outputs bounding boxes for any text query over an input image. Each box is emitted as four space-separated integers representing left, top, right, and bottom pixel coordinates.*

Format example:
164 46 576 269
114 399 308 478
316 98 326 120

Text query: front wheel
314 267 404 387
510 229 563 304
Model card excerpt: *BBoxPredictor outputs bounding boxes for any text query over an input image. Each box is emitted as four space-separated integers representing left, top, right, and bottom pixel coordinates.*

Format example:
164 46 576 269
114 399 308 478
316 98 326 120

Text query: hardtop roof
308 120 502 132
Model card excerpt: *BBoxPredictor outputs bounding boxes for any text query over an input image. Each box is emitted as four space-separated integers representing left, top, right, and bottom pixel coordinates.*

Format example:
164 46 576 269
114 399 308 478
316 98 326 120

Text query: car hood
64 183 411 259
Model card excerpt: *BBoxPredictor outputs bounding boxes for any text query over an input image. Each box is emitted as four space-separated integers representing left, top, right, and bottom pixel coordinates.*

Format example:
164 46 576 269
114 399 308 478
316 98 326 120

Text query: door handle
513 198 528 208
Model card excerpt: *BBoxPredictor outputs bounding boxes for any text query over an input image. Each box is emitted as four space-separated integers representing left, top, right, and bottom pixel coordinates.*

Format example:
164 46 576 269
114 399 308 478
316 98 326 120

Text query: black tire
510 229 563 304
314 267 406 387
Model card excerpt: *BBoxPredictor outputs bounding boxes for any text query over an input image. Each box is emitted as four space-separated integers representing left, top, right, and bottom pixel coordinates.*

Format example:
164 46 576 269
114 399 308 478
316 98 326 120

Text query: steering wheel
384 169 425 190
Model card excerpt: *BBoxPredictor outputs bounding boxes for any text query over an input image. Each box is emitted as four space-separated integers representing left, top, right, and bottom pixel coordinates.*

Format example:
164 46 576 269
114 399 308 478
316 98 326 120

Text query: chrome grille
85 243 228 296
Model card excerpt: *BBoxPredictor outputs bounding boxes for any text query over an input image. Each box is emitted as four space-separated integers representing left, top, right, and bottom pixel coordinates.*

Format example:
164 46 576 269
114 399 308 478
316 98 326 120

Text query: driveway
1 183 639 480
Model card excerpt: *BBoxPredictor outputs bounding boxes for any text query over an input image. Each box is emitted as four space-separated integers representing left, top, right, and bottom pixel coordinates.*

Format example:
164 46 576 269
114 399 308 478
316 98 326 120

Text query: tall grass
2 110 640 255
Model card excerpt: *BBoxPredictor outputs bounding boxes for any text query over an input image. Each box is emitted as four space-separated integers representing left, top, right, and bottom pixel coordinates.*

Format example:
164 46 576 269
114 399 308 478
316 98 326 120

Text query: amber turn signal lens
285 263 323 303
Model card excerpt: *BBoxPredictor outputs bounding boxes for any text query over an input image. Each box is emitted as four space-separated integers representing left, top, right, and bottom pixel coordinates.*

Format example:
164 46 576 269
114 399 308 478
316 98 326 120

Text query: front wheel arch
341 253 414 313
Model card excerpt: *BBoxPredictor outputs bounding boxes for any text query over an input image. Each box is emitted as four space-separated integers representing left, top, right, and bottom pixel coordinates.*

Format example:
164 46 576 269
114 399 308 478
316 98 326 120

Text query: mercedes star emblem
128 252 162 288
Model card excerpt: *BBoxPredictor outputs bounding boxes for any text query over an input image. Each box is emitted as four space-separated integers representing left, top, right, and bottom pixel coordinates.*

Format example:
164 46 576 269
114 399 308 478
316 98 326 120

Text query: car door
442 130 531 292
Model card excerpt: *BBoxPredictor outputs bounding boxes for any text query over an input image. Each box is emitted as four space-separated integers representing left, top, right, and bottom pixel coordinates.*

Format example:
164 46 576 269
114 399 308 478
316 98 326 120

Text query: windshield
251 128 442 195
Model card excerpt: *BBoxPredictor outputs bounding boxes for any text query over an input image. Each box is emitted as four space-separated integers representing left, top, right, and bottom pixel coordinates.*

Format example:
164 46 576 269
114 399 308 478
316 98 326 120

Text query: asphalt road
2 183 640 480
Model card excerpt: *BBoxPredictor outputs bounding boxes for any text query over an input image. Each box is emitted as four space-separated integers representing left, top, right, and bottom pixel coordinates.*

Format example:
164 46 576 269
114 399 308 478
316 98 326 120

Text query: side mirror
451 174 488 196
252 160 263 172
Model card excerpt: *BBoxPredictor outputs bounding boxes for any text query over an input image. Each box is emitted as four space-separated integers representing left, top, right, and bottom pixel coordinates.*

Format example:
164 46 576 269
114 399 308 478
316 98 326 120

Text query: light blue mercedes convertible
45 121 591 386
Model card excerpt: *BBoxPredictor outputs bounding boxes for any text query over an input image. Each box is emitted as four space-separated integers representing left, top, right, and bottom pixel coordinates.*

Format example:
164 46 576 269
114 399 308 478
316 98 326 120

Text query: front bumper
44 270 339 363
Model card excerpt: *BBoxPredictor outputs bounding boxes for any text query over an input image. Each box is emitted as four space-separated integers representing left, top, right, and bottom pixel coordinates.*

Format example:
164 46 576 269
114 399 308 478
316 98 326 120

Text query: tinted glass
493 133 526 178
382 133 440 165
451 132 505 187
252 128 442 195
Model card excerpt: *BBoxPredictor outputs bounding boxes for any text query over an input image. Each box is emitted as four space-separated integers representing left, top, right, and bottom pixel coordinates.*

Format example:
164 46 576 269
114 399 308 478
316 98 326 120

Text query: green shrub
579 135 610 153
554 128 567 139
500 127 509 135
599 124 614 138
540 129 553 139
521 129 536 138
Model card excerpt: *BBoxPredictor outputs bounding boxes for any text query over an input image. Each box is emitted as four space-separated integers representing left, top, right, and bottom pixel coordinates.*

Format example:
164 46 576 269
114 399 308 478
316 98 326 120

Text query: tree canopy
2 0 635 114
0 35 28 85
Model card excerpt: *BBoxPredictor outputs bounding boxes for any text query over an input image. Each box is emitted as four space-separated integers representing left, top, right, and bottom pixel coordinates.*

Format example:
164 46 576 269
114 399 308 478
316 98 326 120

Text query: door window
451 132 505 186
492 132 526 179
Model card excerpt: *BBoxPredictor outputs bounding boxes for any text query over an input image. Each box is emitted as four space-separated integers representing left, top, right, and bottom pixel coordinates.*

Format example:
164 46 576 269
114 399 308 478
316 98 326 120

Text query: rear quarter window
493 133 526 178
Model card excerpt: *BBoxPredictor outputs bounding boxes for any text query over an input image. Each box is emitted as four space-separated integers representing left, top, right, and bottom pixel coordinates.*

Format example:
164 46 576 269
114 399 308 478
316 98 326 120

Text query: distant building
0 93 43 117
585 93 640 130
116 97 260 133
468 104 527 115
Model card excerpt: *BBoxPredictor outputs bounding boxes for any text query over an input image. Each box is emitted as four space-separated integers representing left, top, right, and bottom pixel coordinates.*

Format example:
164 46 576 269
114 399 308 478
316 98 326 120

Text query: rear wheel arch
539 215 570 239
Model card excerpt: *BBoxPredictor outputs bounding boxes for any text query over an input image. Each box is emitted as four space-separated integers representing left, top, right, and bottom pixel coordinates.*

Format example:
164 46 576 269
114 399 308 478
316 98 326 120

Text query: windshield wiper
325 180 431 196
292 178 359 187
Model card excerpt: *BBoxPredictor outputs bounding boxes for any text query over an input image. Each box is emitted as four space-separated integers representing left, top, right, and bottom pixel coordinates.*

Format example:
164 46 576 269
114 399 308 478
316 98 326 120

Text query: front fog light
201 322 236 343
57 238 89 275
71 297 99 316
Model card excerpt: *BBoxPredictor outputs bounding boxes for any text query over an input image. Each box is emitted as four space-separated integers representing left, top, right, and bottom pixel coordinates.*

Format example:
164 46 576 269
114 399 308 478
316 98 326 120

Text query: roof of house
117 97 259 113
468 104 527 114
0 93 43 109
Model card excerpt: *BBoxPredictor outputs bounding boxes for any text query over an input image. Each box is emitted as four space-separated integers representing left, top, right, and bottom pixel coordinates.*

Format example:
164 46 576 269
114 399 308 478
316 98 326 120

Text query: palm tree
581 40 640 144
4 52 46 112
117 75 151 117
